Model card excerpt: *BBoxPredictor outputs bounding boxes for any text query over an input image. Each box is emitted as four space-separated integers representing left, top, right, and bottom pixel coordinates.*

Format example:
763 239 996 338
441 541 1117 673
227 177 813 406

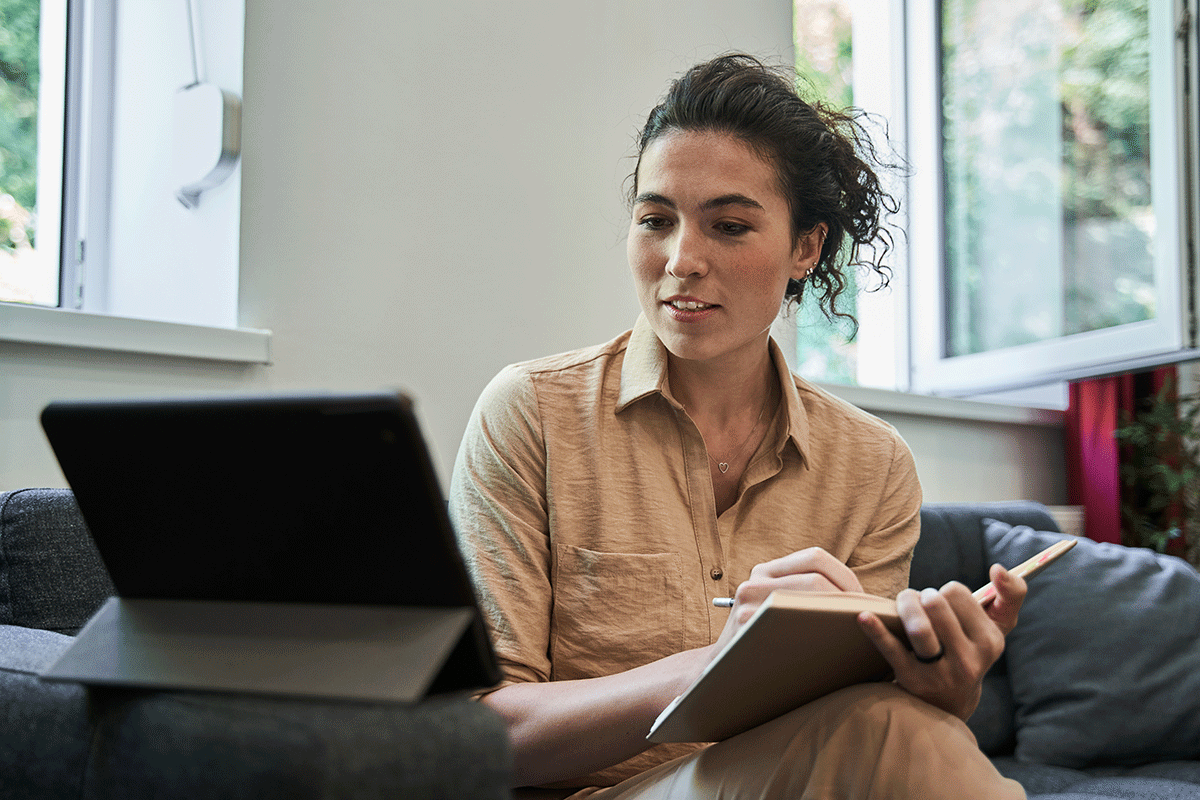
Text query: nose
665 226 709 280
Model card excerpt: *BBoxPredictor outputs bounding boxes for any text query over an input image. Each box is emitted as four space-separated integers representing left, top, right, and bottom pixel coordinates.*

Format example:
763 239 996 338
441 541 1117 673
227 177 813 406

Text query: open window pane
908 0 1188 396
942 0 1154 358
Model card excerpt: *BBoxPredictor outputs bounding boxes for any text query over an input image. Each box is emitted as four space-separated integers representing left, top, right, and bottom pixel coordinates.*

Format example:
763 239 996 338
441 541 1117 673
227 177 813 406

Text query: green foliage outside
942 0 1154 357
1115 379 1200 568
793 0 859 385
0 0 39 251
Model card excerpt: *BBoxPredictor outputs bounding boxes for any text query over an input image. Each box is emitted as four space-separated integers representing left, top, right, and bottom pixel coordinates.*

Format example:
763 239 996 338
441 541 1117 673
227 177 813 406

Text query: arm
451 369 709 786
848 426 1026 719
481 646 712 786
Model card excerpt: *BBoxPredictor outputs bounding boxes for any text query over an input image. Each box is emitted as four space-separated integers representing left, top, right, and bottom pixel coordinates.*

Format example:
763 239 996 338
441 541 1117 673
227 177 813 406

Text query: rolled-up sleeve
449 365 553 687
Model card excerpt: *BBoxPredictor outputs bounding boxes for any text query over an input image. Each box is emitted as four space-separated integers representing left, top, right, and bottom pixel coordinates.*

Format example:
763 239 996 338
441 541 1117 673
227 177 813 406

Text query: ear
790 223 828 281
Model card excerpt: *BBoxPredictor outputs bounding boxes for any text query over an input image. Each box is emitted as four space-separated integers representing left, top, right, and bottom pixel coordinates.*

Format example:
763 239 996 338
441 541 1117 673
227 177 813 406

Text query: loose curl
630 54 901 327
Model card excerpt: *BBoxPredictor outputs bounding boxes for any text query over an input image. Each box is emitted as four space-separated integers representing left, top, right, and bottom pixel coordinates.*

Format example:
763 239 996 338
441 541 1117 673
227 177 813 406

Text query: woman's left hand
857 563 1027 720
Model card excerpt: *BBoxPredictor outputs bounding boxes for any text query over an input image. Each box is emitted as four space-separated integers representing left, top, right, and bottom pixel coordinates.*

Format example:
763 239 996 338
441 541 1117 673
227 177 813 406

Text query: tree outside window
0 0 41 304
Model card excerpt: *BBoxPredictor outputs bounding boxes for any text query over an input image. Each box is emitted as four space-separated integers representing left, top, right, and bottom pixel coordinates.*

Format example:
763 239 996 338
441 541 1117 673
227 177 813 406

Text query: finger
984 564 1026 635
732 572 840 612
940 582 1000 642
895 588 943 661
936 583 1006 667
858 611 911 670
753 548 863 593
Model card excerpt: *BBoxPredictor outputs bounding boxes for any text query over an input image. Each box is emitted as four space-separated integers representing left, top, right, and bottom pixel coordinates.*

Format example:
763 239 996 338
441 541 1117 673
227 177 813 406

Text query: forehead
635 130 787 209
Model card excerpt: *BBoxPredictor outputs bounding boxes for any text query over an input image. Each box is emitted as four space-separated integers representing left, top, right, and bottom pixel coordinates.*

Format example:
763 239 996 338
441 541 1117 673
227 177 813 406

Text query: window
907 0 1195 396
792 0 860 385
0 0 266 362
792 0 908 392
0 0 64 306
795 0 1197 400
942 0 1156 357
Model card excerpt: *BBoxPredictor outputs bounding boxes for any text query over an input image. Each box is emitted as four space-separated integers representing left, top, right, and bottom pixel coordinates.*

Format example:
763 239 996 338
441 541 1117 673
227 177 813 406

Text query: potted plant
1115 377 1200 568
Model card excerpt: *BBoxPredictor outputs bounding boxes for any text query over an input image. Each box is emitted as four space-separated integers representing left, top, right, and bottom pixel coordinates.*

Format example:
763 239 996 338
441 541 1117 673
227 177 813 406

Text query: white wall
237 0 795 478
0 0 1067 506
881 413 1065 504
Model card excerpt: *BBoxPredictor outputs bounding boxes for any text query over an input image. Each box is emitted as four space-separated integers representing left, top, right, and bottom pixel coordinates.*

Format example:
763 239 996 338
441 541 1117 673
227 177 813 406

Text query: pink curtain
1065 366 1175 545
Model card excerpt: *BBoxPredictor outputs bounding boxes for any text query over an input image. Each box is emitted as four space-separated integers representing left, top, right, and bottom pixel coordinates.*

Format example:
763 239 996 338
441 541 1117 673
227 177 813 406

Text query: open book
648 539 1075 743
646 590 904 743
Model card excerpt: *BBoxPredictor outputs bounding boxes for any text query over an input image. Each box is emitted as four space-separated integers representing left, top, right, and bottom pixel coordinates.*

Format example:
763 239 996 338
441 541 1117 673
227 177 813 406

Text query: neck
667 344 777 426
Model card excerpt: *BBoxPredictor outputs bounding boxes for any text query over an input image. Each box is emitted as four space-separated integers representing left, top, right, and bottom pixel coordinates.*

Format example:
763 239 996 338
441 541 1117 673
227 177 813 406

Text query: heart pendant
718 462 730 473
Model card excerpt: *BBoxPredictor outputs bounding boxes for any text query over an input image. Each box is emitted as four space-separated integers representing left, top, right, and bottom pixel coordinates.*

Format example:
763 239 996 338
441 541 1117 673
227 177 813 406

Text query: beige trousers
578 683 1026 800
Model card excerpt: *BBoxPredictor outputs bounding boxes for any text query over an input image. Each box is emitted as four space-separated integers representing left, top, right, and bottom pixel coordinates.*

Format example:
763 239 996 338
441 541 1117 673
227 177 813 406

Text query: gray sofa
0 488 512 800
916 502 1200 799
4 488 1200 798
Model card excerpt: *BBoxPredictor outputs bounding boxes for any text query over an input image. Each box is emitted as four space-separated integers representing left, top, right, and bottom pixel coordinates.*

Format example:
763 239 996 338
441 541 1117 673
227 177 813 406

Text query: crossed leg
586 683 1025 800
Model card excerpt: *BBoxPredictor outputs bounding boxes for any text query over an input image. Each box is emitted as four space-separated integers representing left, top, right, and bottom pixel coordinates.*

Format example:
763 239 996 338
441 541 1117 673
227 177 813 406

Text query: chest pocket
550 545 685 681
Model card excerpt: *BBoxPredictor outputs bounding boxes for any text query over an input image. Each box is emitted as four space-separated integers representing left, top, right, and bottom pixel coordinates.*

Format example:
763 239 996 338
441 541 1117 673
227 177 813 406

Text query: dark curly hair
630 54 900 326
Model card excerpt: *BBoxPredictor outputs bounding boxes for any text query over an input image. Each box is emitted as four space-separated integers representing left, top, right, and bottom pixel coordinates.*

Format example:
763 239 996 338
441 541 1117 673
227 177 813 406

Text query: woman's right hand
708 547 864 661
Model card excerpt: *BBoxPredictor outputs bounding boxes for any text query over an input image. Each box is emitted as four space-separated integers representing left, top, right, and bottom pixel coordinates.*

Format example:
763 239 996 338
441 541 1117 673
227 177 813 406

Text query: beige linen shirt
449 315 922 789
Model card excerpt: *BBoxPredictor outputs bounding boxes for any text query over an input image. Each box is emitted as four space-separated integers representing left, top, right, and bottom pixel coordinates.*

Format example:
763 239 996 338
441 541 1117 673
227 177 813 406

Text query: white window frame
0 0 269 364
904 0 1197 396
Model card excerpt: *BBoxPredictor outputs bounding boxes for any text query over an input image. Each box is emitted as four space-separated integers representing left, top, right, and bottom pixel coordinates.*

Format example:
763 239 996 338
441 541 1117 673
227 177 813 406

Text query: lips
668 299 715 311
663 296 720 320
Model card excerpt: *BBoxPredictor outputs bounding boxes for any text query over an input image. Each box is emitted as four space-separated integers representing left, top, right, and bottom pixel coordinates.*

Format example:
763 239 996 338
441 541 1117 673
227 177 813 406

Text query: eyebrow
632 192 765 212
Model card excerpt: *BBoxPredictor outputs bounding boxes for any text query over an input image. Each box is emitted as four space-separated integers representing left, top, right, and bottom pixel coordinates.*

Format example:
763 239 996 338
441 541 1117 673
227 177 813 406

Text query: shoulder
505 330 632 382
470 330 632 424
475 330 631 410
786 372 919 505
793 375 907 449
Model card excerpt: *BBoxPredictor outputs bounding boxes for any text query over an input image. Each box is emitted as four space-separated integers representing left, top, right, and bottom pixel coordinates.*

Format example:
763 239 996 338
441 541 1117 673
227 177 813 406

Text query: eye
638 215 672 231
716 221 750 236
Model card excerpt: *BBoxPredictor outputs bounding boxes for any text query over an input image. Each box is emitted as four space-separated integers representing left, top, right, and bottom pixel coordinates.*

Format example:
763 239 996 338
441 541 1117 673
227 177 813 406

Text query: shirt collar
616 314 671 412
616 314 812 466
770 334 810 467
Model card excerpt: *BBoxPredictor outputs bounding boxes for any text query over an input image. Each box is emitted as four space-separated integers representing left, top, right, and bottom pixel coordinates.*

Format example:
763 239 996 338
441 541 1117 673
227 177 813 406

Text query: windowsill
0 302 272 364
819 382 1065 427
0 303 1063 423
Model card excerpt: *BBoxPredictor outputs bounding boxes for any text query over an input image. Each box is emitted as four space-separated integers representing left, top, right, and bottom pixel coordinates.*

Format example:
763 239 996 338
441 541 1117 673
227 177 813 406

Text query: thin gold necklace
707 392 771 474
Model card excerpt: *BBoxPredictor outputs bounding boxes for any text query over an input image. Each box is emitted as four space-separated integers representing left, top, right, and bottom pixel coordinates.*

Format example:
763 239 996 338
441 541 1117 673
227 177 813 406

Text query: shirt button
710 567 723 580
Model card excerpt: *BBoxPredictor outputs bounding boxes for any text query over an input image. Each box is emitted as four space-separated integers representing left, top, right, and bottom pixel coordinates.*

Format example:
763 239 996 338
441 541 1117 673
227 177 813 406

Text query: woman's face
628 129 820 371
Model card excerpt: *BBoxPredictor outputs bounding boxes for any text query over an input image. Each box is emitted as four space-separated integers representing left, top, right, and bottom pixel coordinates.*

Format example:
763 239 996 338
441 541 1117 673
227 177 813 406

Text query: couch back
910 500 1061 592
2 487 1060 637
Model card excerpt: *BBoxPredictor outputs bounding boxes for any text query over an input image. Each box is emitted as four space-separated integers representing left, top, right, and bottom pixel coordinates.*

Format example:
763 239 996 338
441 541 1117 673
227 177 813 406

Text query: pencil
711 538 1076 609
971 537 1076 607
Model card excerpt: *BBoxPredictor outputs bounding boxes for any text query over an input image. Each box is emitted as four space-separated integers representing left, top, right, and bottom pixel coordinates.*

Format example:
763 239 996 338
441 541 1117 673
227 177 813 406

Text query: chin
655 330 733 366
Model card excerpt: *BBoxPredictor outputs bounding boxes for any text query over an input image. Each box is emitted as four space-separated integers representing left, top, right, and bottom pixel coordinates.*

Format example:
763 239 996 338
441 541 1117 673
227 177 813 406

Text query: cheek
627 232 660 283
732 255 793 298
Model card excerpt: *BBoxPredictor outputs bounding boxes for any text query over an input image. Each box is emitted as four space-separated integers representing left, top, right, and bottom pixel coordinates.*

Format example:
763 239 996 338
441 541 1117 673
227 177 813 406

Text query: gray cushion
985 519 1200 769
914 501 1062 593
0 488 114 634
81 689 512 800
0 625 93 800
969 670 1018 756
994 758 1200 798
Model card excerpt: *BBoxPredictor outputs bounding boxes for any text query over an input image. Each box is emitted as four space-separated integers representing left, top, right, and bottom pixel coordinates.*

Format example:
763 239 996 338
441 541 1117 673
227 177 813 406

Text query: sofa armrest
0 489 114 634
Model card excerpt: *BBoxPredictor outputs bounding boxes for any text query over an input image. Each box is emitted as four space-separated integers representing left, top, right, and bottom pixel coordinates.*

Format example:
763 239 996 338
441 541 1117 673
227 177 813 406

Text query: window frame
0 0 269 364
904 0 1198 396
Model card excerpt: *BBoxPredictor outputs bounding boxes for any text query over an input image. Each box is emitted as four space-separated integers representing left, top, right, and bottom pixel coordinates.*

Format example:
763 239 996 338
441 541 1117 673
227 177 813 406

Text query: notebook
37 391 501 703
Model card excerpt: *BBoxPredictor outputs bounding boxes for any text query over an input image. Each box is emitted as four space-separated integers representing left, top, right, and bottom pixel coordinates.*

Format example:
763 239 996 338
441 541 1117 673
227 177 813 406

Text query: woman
450 54 1027 799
